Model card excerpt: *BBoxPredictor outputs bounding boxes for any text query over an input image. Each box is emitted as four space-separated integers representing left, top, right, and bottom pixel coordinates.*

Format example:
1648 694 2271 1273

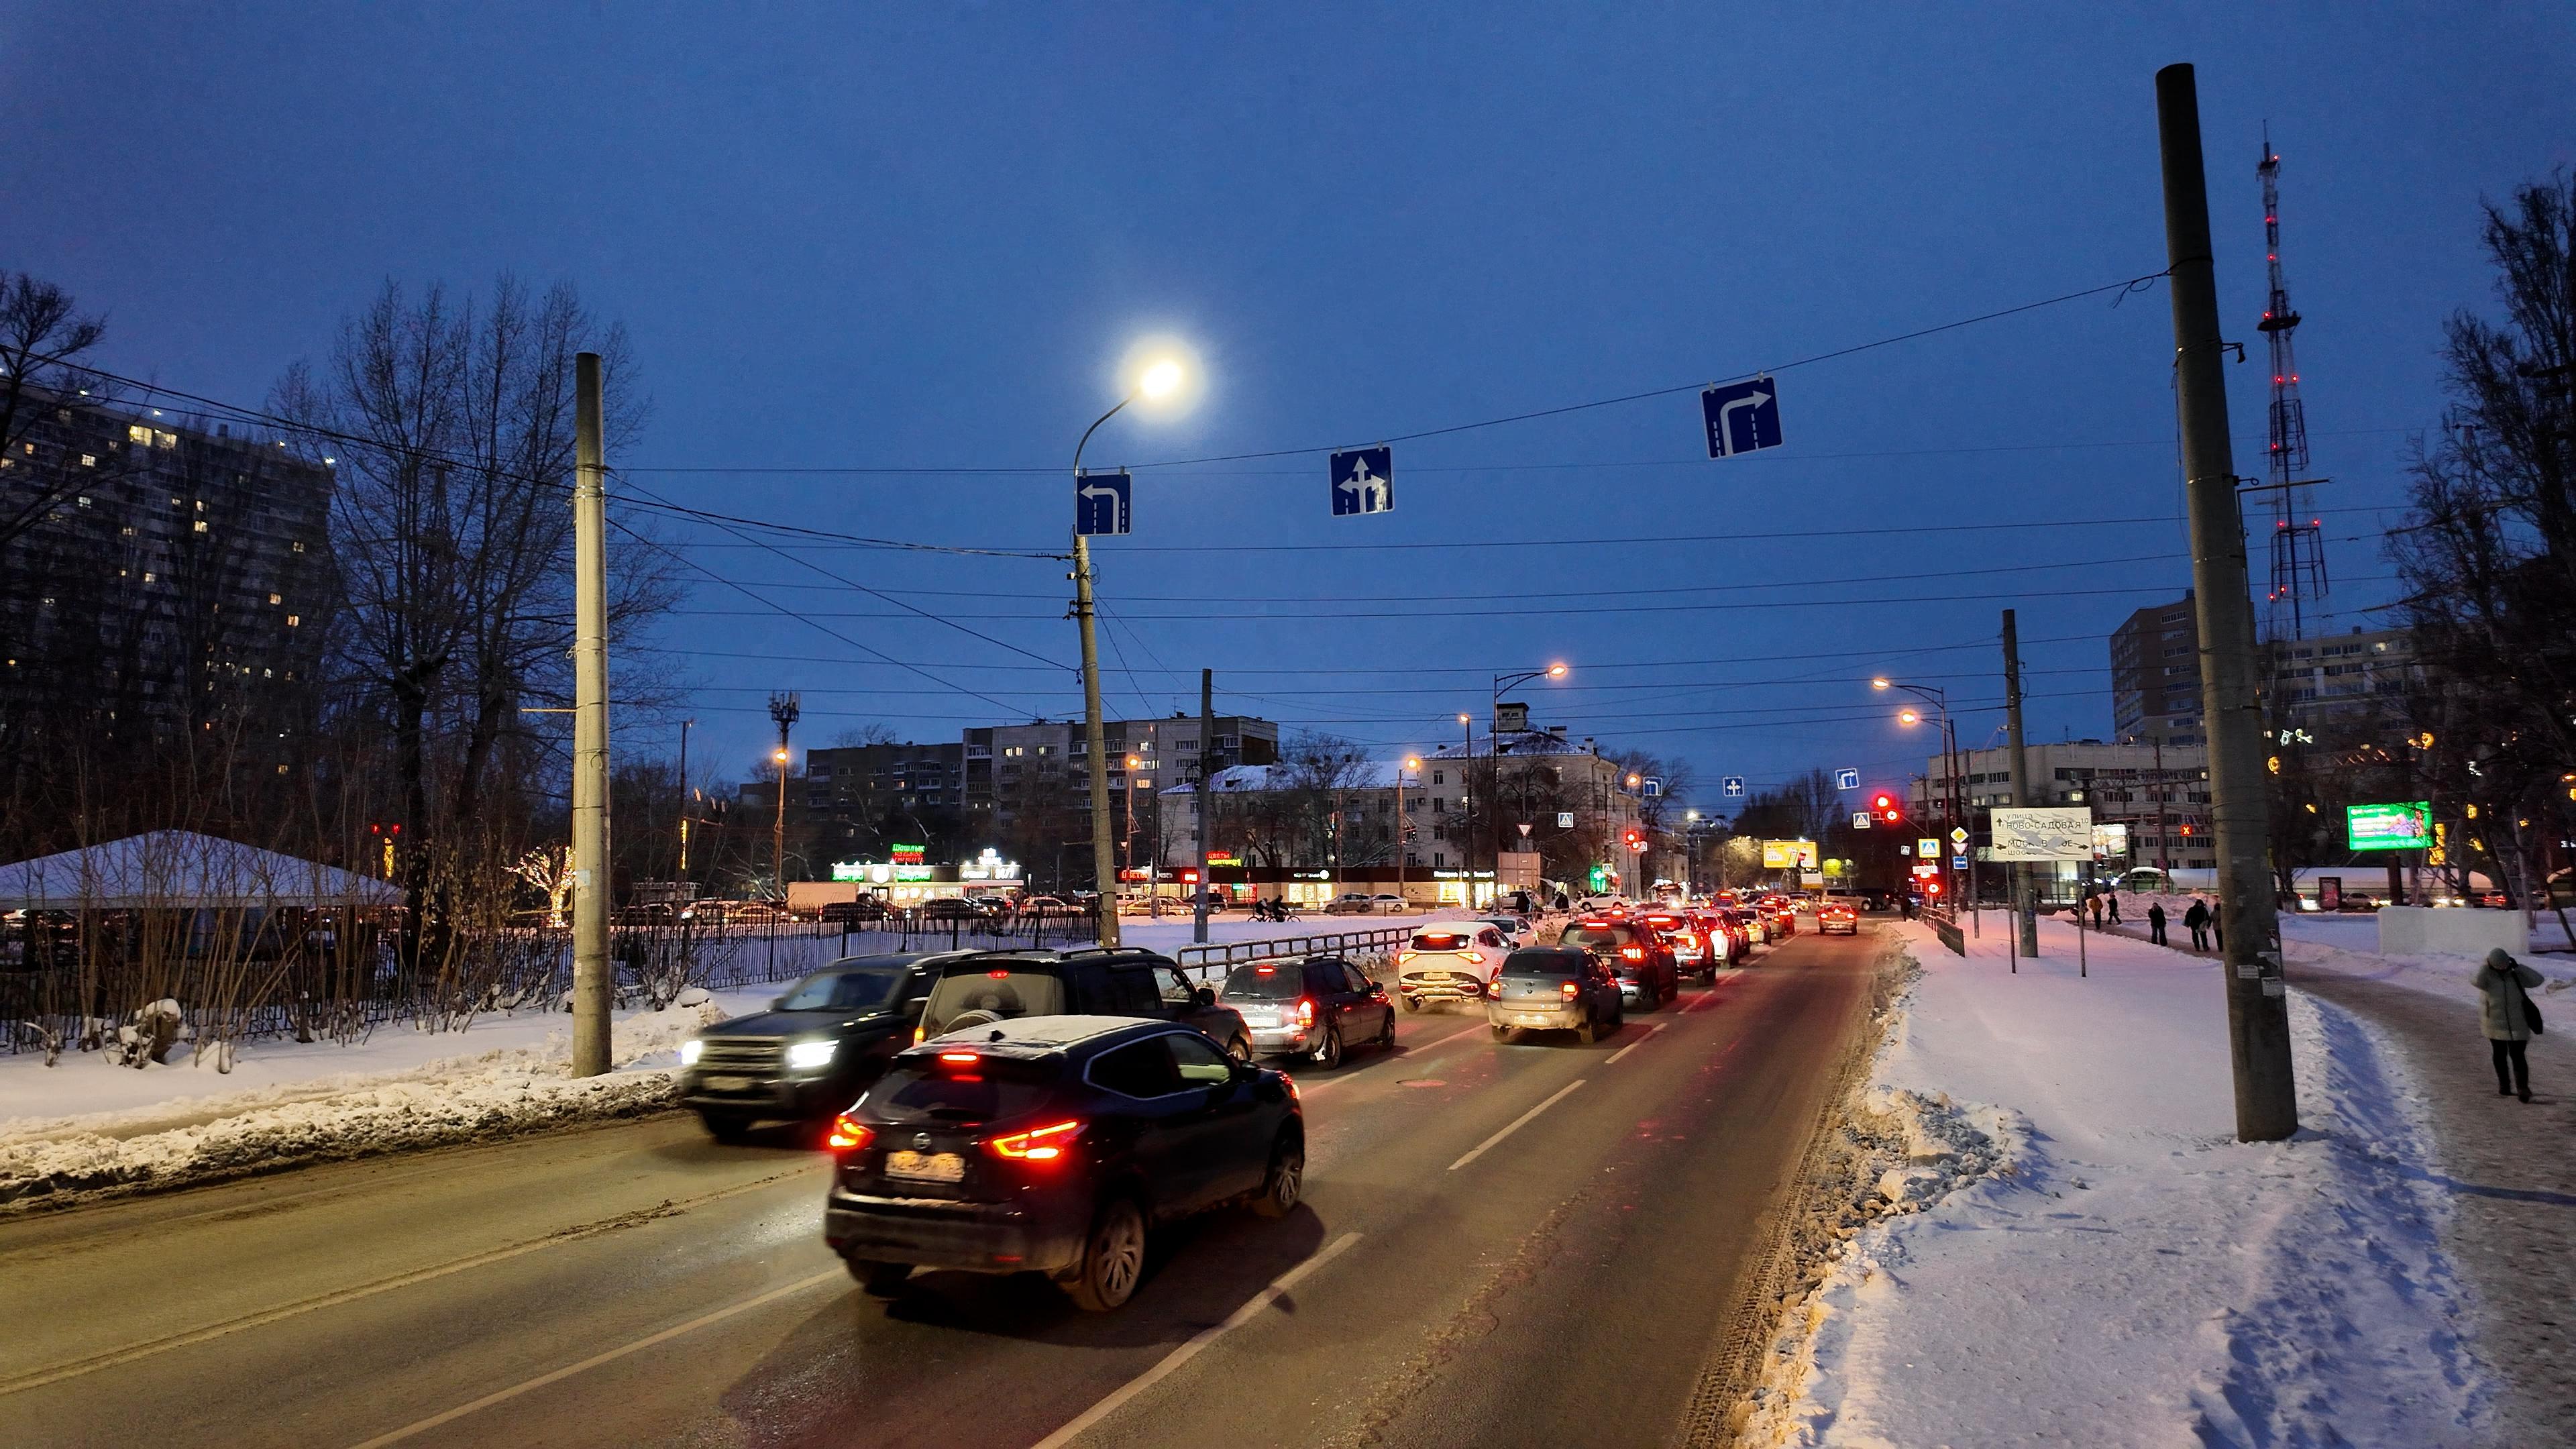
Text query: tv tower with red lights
2255 128 2327 642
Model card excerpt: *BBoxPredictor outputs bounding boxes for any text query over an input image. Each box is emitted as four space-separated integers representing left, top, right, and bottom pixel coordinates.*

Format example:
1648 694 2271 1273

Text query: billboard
2347 801 2433 852
1760 839 1819 869
1988 807 2094 861
2092 822 2129 860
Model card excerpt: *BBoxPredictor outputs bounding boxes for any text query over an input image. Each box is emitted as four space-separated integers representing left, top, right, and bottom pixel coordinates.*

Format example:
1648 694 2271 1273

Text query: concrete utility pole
2157 61 2298 1141
1073 537 1118 949
677 718 694 875
768 692 799 899
1194 668 1213 943
2002 608 2037 957
569 352 612 1079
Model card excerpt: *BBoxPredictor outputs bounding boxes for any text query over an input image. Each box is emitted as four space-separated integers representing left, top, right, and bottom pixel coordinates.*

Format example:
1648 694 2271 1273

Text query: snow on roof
1159 760 1417 795
1430 729 1594 760
0 830 402 910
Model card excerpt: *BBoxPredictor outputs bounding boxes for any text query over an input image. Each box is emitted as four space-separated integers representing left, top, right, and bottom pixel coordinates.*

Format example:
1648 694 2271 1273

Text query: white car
1395 923 1511 1010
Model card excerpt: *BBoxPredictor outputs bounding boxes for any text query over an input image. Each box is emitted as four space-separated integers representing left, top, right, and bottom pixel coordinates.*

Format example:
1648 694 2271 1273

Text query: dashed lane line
1605 1023 1668 1065
1447 1079 1588 1171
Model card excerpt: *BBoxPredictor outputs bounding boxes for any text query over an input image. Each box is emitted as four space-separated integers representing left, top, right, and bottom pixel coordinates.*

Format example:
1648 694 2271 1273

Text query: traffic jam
674 892 1845 1313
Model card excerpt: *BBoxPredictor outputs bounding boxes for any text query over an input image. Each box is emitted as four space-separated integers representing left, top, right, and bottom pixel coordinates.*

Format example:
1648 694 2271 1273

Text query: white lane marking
0 1169 808 1399
1029 1231 1365 1449
1604 1023 1667 1064
344 1267 844 1448
1446 1079 1587 1171
1293 1020 1483 1096
1684 987 1725 1013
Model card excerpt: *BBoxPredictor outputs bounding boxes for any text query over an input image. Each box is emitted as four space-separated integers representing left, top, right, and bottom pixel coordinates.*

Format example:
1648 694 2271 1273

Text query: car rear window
865 1055 1061 1124
1558 926 1632 951
1411 931 1469 951
1500 948 1585 980
920 968 1067 1036
1222 963 1307 1000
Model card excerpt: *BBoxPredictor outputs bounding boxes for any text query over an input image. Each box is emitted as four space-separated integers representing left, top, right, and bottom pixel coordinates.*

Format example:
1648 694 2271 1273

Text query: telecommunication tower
2255 128 2327 642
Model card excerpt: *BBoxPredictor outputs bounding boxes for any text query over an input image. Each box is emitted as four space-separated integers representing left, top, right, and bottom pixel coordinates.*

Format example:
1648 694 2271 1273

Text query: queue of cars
679 895 1857 1316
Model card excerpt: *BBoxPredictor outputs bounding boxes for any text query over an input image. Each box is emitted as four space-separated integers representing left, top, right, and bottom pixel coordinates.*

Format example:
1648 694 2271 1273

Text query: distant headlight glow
678 1039 702 1067
786 1040 837 1070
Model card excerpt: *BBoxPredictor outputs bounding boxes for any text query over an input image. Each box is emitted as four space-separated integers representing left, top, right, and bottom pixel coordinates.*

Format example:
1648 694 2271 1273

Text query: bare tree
0 270 109 554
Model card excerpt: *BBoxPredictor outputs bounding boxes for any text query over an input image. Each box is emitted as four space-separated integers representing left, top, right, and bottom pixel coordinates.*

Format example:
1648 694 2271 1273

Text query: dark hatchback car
823 1015 1305 1311
678 953 964 1140
914 947 1254 1061
1556 920 1678 1010
1485 947 1625 1043
1220 956 1395 1067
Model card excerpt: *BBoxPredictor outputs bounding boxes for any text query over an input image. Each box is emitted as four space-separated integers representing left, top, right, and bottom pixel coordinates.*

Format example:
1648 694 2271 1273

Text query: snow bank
1742 919 2498 1447
0 990 768 1208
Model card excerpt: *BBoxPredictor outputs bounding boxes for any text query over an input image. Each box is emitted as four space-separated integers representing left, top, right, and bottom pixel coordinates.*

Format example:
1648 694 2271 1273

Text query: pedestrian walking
2106 890 2121 926
2183 898 2210 951
2147 900 2167 947
2474 947 2544 1102
2089 895 2106 930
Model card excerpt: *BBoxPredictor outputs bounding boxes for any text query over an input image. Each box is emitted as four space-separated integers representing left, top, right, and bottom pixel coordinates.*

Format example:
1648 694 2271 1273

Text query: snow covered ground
1746 916 2500 1447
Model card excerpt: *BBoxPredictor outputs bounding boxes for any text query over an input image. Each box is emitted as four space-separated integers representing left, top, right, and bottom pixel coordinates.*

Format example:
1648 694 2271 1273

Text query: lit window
291 541 305 552
120 526 136 537
195 499 205 511
193 521 209 533
156 431 177 448
268 594 282 605
80 455 95 468
76 495 90 506
143 572 156 583
286 615 300 627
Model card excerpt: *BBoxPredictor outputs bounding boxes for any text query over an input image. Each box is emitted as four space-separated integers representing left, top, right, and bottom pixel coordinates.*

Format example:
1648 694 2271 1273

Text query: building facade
1913 739 2214 877
2109 592 2204 750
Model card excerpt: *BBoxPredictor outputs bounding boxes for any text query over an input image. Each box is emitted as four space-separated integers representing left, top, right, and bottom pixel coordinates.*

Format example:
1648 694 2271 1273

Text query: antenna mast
2257 128 2326 641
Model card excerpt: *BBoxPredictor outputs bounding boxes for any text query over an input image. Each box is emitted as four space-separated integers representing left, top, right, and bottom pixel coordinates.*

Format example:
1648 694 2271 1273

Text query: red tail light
985 1119 1083 1162
826 1115 873 1151
1560 980 1581 999
937 1051 979 1065
1296 998 1316 1028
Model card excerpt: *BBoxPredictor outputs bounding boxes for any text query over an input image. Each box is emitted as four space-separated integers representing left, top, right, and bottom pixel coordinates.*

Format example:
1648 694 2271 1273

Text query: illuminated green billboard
2345 801 2432 852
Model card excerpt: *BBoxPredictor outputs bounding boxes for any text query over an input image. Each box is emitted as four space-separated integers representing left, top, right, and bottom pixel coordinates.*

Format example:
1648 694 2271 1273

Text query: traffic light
1925 879 1943 897
1872 792 1902 824
1621 826 1646 853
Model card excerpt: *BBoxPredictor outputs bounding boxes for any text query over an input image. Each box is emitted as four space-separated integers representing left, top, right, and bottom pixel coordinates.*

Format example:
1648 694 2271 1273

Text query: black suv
1556 920 1678 1010
914 947 1253 1061
680 953 963 1140
824 1016 1304 1311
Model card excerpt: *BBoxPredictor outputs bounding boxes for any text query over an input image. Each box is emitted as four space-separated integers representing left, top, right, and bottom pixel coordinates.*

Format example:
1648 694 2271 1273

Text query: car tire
1491 1024 1514 1043
1065 1197 1148 1312
1576 1014 1601 1045
1252 1132 1304 1219
1227 1034 1253 1064
1401 994 1420 1012
1377 1011 1396 1050
847 1258 911 1296
1311 1024 1343 1071
698 1111 753 1144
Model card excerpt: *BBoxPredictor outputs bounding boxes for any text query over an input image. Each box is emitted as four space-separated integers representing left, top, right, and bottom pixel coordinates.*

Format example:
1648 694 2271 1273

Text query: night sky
9 3 2571 813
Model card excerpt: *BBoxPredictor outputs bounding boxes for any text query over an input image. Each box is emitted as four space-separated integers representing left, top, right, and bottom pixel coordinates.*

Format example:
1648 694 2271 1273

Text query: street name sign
1988 806 2094 861
1330 447 1394 516
1074 469 1131 535
1701 376 1782 458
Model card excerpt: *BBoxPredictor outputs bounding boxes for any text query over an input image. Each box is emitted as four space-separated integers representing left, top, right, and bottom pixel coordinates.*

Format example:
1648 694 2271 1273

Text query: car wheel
1227 1034 1253 1064
1311 1024 1343 1070
1376 1010 1396 1050
1491 1024 1514 1043
1401 994 1421 1012
698 1111 753 1144
1576 1013 1600 1045
1066 1197 1148 1312
846 1258 911 1296
1253 1132 1304 1218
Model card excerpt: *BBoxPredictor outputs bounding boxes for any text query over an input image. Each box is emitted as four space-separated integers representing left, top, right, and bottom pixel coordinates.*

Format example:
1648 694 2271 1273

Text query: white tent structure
0 830 400 911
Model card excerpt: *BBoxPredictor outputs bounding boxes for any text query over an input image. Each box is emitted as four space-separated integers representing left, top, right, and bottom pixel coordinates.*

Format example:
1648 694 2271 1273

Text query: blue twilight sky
7 3 2571 812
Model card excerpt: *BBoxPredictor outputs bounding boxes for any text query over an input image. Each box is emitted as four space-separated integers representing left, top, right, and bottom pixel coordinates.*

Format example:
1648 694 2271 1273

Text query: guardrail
1925 906 1966 957
1174 926 1418 981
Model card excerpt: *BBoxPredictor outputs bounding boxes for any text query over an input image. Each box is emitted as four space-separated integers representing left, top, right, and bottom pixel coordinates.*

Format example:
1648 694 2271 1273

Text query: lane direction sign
1701 376 1782 458
1721 775 1746 798
1833 767 1860 791
1330 447 1394 516
1075 469 1131 536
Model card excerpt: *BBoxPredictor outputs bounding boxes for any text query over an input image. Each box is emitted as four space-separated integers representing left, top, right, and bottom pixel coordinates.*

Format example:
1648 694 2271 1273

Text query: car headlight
786 1039 837 1070
678 1039 703 1067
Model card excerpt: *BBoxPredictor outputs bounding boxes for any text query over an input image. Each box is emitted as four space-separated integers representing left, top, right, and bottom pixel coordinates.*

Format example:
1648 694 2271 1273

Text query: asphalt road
0 922 1890 1449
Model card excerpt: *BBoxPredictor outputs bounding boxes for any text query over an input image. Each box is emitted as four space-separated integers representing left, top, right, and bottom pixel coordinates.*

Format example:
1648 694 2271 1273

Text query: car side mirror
771 996 790 1011
1193 985 1216 1008
903 997 928 1019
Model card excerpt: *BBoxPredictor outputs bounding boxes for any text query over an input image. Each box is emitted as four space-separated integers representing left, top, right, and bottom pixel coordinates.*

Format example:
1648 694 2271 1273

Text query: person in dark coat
2183 898 2211 951
2475 947 2543 1101
2147 900 2168 946
2106 890 2121 926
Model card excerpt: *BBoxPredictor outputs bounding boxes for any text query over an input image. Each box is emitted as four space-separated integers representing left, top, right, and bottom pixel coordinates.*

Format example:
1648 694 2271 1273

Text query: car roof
820 950 969 972
938 947 1177 974
914 1014 1163 1058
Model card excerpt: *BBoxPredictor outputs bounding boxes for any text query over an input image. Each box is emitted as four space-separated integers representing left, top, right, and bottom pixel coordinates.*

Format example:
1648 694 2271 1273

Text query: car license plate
1242 1011 1278 1026
705 1075 753 1092
1513 1012 1556 1026
884 1150 965 1183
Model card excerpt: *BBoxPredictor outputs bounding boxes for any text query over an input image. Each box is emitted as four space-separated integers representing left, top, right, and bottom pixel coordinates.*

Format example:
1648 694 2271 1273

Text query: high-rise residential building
0 395 332 743
963 712 1279 829
2109 592 2204 749
2265 626 2424 747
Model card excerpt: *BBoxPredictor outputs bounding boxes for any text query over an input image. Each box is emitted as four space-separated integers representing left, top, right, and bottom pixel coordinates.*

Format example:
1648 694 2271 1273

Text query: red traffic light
1925 879 1943 896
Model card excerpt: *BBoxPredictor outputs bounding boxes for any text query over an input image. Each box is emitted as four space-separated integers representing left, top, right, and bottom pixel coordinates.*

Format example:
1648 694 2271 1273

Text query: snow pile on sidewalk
0 989 763 1208
1741 918 2497 1448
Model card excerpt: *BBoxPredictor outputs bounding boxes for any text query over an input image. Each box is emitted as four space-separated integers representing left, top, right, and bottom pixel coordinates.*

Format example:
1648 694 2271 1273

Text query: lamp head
1871 677 1892 690
1137 359 1182 400
1547 663 1568 678
1405 756 1421 770
1898 708 1922 727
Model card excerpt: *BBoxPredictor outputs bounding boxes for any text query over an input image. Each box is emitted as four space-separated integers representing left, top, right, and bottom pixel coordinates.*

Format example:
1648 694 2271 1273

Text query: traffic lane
1062 928 1884 1449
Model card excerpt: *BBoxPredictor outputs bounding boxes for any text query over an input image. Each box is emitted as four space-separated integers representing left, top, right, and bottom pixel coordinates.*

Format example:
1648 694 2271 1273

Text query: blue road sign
1833 767 1860 791
1951 855 1970 869
1330 447 1394 516
1701 376 1782 458
1721 775 1746 798
1075 469 1131 536
1642 776 1663 798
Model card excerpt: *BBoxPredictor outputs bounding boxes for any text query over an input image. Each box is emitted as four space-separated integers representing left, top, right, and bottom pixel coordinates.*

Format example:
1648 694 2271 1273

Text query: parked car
1394 923 1511 1010
822 1016 1304 1310
1557 919 1678 1009
1819 902 1859 935
1485 946 1624 1044
1322 893 1376 915
679 953 966 1140
920 897 998 922
913 947 1254 1060
1368 893 1406 911
819 896 890 925
1220 956 1395 1067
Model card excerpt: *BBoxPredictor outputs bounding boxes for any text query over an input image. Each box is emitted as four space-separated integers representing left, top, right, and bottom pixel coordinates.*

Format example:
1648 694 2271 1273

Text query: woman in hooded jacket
2473 947 2544 1102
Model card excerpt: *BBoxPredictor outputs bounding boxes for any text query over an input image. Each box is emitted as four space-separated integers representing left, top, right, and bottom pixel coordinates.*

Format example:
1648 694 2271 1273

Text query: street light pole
1487 664 1568 908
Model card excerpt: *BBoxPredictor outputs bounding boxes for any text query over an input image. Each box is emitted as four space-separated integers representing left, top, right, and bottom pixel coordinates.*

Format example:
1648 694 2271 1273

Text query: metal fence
1173 926 1417 981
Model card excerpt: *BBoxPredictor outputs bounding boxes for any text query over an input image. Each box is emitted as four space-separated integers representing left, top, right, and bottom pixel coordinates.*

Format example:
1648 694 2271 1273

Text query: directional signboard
1833 767 1860 792
1988 806 2094 861
1721 775 1746 798
1701 376 1782 458
1074 469 1131 536
1330 447 1394 516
